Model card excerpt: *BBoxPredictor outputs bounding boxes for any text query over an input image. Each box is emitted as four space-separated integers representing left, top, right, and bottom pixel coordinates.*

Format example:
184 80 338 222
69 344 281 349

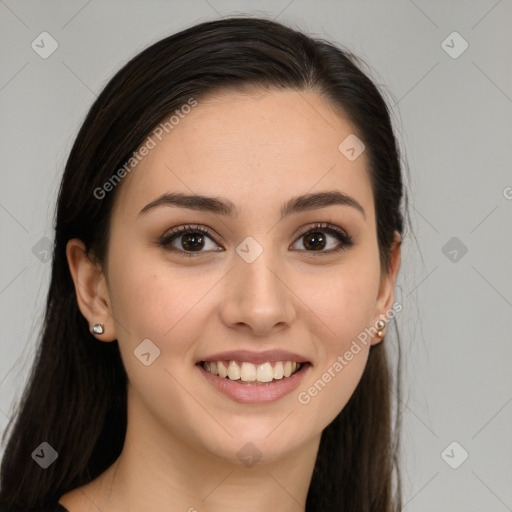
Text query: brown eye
179 232 206 251
158 225 222 255
302 231 327 250
291 223 354 253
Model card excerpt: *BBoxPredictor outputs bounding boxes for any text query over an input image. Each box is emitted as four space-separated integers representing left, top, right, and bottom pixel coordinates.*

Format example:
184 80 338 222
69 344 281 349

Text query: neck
63 387 321 512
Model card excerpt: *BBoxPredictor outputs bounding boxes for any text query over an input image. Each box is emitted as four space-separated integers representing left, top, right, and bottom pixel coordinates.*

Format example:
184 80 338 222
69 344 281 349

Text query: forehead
113 89 374 223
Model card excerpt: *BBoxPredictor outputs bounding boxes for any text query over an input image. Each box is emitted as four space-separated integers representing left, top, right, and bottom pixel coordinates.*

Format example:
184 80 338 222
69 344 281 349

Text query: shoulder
54 487 94 512
56 468 114 511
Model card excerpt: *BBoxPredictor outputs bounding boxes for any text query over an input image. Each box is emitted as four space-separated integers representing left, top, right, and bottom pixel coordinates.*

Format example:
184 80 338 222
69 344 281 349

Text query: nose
219 246 296 336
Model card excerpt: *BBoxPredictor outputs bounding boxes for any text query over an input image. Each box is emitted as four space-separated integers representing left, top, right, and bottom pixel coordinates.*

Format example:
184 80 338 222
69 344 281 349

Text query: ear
66 238 116 342
371 231 402 346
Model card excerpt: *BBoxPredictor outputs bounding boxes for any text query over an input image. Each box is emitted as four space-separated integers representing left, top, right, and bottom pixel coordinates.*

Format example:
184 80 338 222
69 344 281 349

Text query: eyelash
157 222 354 257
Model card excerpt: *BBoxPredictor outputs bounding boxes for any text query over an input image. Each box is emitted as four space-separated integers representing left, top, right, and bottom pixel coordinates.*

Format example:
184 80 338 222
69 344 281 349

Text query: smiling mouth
198 360 309 385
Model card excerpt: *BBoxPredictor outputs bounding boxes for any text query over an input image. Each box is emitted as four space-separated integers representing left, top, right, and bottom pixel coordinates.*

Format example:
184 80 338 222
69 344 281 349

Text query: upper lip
197 349 310 365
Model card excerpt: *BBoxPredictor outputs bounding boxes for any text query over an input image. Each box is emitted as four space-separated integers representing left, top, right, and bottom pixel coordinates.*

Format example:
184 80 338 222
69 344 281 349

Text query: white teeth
256 362 273 383
217 361 228 378
227 361 240 380
273 361 284 380
240 362 257 382
209 361 218 375
202 360 303 382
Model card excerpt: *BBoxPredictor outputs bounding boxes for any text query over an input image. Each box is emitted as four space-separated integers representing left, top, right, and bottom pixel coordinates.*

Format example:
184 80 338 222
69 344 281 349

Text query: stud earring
91 323 104 335
376 319 386 337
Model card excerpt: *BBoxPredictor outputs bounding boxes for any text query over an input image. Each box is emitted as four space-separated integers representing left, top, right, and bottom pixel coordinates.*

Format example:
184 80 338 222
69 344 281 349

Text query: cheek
106 241 223 358
104 246 228 444
293 293 374 438
306 254 381 348
292 252 380 428
295 345 370 439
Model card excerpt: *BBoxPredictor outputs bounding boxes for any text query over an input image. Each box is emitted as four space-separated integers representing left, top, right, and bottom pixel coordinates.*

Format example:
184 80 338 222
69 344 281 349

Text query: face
76 89 400 466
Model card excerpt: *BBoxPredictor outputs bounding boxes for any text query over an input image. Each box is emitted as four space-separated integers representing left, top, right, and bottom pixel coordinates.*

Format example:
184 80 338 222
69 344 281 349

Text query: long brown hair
0 16 407 511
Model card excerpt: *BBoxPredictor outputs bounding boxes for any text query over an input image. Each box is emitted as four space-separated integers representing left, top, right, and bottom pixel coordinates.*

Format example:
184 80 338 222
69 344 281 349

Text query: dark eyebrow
138 191 365 220
281 191 366 220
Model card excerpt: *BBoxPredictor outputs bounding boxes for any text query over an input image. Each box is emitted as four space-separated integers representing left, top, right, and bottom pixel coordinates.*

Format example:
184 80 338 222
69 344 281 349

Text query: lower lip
197 363 311 404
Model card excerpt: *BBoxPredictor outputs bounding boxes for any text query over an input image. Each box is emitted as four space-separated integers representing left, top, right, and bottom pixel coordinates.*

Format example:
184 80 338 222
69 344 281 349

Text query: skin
63 89 401 512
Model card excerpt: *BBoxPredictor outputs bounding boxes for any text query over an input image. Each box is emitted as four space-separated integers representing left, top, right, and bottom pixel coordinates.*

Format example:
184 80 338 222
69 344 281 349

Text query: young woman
0 16 408 512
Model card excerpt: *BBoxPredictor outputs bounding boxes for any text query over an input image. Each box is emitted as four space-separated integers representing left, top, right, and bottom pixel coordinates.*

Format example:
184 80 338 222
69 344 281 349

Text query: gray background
1 1 511 510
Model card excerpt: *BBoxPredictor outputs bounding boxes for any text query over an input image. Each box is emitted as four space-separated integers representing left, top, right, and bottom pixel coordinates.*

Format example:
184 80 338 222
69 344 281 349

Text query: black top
10 502 69 512
40 504 69 512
